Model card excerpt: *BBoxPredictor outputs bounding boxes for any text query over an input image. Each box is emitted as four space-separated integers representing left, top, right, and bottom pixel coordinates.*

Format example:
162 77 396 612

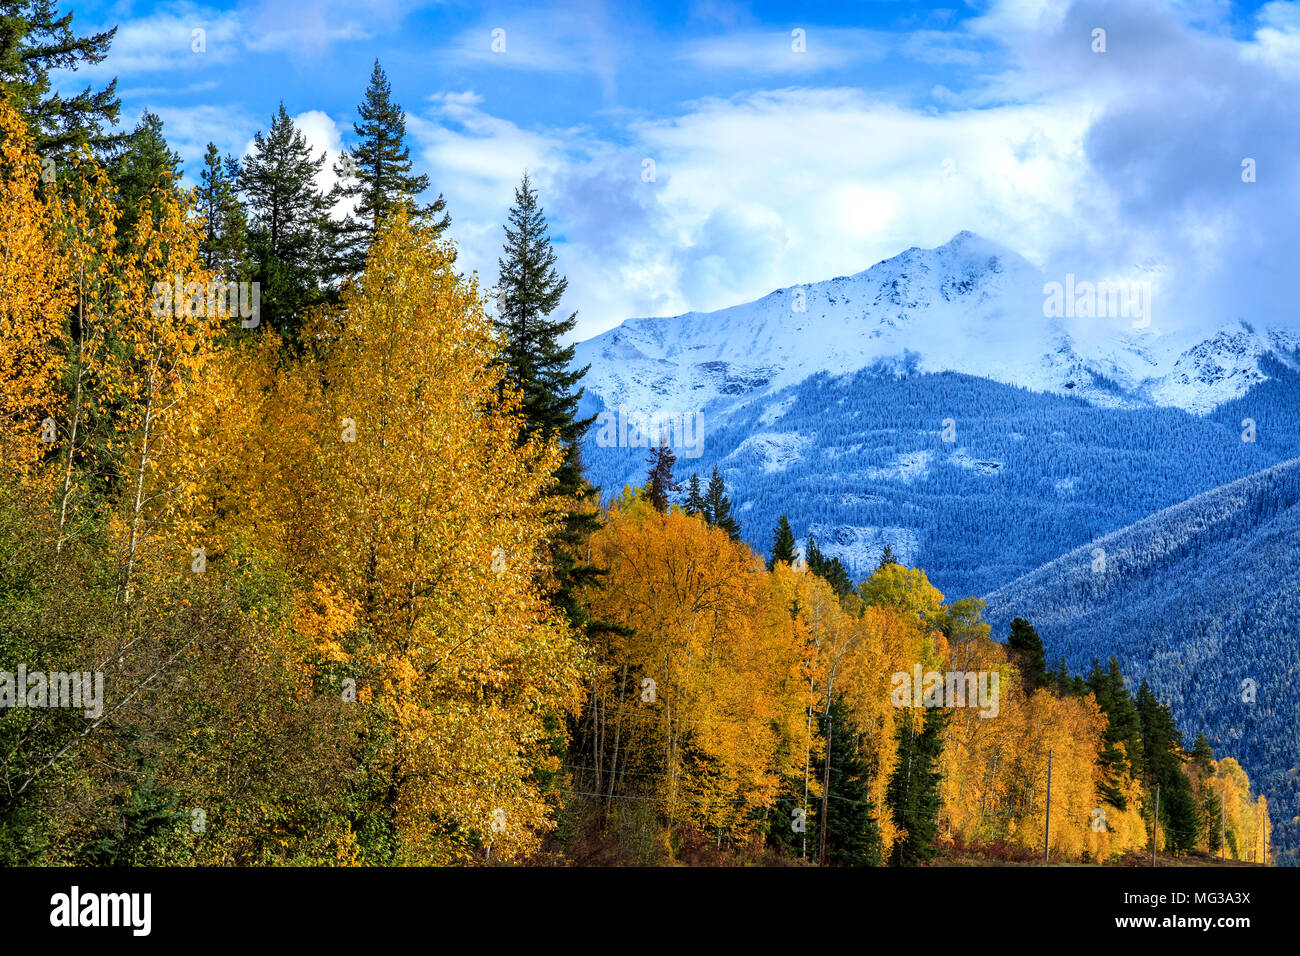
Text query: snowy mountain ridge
575 231 1300 419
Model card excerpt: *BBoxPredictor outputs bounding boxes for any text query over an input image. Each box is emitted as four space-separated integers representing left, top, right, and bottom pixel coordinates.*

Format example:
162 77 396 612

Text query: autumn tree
0 95 70 478
281 210 586 862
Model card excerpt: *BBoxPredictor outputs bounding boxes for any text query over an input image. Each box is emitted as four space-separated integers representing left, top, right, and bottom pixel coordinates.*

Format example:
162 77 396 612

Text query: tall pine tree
1006 617 1048 691
767 515 795 571
644 442 679 515
683 473 705 516
885 707 946 866
240 103 333 342
806 535 853 597
702 465 741 540
330 60 447 278
1086 657 1143 809
811 694 882 866
198 142 250 280
109 110 182 236
494 171 601 630
1136 679 1200 855
0 0 121 154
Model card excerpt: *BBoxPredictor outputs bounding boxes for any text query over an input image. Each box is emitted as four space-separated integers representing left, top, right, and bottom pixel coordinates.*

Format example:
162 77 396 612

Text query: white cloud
77 4 243 75
414 85 1095 341
678 28 889 74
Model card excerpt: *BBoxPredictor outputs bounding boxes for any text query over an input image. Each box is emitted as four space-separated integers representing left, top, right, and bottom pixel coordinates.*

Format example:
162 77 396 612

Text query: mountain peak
574 234 1287 419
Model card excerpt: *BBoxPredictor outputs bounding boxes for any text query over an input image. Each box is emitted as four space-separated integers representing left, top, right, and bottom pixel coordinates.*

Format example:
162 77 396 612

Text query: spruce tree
494 171 602 629
1007 617 1048 691
1136 679 1200 855
1203 784 1224 855
1162 779 1201 855
240 103 333 342
198 143 250 280
109 110 182 235
811 694 882 866
767 515 795 571
885 706 946 866
1190 732 1215 774
331 60 447 278
806 535 853 597
683 473 705 517
877 543 899 570
0 1 121 154
702 465 741 540
1087 658 1142 809
644 442 679 514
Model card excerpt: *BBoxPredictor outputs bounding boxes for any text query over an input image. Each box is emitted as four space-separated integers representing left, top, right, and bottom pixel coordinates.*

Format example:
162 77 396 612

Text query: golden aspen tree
0 97 70 481
109 183 219 598
584 504 808 847
45 153 124 552
283 211 586 862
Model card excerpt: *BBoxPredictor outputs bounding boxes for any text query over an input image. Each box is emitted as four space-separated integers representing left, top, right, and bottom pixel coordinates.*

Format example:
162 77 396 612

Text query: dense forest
0 3 1271 866
986 459 1300 865
580 359 1299 600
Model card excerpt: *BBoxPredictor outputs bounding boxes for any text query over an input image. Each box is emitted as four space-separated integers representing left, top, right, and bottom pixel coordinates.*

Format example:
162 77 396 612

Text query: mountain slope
579 359 1300 599
984 460 1300 864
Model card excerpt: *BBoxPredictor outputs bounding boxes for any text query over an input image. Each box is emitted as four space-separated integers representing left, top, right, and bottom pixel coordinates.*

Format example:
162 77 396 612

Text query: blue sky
56 0 1300 341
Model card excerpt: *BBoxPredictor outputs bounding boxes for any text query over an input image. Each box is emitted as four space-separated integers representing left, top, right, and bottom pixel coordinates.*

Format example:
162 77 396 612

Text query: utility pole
1152 784 1160 868
819 710 833 866
1043 748 1052 864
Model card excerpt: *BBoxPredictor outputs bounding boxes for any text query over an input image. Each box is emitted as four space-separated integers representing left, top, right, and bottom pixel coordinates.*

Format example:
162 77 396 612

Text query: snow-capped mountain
573 226 1300 601
574 231 1299 419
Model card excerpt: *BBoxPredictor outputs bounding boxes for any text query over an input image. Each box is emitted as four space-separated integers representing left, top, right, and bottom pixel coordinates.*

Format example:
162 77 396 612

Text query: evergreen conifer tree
877 543 899 570
644 442 679 514
805 535 853 597
240 103 333 342
702 465 741 539
683 473 705 517
198 142 250 280
330 60 447 277
109 110 181 235
811 694 882 866
1007 617 1048 691
885 707 946 866
0 1 121 154
494 172 602 629
767 515 795 571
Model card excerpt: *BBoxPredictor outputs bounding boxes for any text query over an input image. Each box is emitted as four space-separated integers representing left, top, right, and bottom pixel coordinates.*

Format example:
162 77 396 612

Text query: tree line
0 1 1270 865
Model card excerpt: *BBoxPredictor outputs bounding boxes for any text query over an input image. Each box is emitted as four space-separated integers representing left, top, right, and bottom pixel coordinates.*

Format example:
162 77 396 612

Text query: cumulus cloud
78 0 1300 348
408 0 1300 348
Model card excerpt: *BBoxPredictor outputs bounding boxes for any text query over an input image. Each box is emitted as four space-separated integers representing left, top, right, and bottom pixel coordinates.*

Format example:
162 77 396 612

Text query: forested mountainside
580 361 1299 599
986 459 1300 864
